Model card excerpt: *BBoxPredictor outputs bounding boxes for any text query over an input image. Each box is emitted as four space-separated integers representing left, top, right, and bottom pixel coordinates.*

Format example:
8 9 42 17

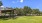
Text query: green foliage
13 6 41 16
23 6 32 16
0 1 3 6
32 9 40 14
14 8 24 16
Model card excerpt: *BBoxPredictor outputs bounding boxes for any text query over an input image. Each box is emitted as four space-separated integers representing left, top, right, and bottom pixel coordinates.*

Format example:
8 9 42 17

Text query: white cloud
20 0 24 3
12 0 24 3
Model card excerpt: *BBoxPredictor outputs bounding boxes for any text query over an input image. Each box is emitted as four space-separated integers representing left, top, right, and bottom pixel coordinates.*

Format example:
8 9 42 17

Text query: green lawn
0 16 42 23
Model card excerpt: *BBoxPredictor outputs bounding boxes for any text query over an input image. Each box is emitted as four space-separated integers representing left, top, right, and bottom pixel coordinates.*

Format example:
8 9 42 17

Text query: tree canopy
0 1 3 6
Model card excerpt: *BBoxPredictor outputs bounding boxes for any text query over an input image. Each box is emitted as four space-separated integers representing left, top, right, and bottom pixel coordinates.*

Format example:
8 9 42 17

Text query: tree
14 7 24 16
23 6 32 16
0 1 3 6
32 9 40 16
14 7 20 16
18 8 25 16
39 11 42 16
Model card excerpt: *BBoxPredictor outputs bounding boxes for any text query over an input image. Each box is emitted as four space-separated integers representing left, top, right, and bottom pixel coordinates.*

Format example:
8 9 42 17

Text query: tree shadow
2 18 9 20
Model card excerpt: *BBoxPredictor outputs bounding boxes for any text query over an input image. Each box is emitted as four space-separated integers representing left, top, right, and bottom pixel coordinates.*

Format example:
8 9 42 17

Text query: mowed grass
0 16 42 23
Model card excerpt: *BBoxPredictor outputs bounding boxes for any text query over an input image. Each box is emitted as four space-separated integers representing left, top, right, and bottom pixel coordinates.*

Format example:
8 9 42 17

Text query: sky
1 0 42 11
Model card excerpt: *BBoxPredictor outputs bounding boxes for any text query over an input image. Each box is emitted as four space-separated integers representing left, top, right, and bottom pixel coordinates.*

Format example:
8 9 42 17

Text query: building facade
0 6 14 16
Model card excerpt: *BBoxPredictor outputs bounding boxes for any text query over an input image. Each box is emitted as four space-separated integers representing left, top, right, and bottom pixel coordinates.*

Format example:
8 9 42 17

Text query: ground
0 16 42 23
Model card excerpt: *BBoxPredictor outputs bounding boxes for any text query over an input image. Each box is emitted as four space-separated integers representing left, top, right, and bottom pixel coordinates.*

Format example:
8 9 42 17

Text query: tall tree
23 6 32 16
0 1 3 6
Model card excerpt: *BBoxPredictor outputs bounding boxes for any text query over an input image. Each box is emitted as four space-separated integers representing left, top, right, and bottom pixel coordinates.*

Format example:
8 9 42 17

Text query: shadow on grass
0 18 9 20
0 17 18 20
0 16 18 20
2 18 9 20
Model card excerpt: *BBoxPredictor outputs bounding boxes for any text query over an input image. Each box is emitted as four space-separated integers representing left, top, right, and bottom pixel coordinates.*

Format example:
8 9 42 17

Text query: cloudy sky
1 0 42 11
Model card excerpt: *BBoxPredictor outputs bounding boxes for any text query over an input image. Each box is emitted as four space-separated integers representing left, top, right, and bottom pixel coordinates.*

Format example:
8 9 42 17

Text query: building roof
0 6 13 10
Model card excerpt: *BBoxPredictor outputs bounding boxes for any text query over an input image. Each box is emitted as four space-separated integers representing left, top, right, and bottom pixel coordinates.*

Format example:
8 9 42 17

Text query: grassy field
0 16 42 23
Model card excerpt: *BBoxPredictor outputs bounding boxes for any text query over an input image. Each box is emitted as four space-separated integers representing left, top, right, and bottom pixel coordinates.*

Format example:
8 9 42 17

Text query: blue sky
1 0 42 11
